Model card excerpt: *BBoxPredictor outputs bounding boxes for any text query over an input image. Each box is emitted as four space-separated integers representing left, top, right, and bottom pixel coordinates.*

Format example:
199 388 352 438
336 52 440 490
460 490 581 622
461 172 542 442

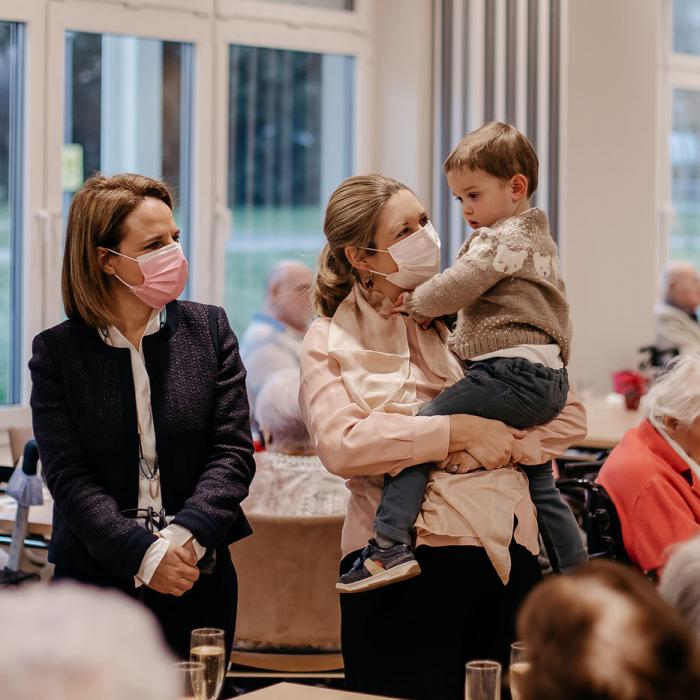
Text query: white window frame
44 0 214 319
61 0 216 18
211 0 373 304
216 0 371 33
0 0 45 423
659 0 700 269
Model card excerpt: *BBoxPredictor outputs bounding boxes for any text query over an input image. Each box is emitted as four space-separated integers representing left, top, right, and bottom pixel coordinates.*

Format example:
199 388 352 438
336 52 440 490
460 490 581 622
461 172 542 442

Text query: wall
561 0 660 394
370 0 434 202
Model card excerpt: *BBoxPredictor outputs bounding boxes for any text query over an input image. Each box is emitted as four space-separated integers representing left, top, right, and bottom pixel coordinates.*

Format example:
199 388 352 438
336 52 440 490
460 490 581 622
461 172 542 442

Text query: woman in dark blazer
29 173 255 659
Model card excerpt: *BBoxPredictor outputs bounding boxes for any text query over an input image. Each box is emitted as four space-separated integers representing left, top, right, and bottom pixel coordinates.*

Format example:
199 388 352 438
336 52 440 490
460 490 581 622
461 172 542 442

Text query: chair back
9 426 34 465
229 512 343 651
557 478 631 564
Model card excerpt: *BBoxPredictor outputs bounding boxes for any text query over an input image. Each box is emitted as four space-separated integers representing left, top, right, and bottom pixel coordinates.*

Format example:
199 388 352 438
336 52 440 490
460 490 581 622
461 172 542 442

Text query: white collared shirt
100 307 204 586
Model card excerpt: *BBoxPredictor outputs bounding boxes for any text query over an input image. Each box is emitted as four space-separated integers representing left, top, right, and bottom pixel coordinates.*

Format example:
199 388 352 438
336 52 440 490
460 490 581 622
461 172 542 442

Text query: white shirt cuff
160 524 206 561
134 537 170 588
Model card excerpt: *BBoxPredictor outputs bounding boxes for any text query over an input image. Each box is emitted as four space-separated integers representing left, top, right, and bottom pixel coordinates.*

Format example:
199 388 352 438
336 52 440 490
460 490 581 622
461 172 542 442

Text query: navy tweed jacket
28 300 255 581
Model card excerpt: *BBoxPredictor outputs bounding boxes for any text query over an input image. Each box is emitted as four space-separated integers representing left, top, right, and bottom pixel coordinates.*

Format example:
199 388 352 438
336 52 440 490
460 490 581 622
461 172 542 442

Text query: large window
63 31 193 263
667 1 700 269
0 0 368 418
224 45 354 334
670 88 700 268
673 0 700 55
0 21 23 405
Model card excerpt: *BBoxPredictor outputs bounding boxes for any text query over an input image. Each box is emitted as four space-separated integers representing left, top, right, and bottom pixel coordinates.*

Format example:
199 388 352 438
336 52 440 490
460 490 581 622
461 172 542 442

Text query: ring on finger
449 464 459 473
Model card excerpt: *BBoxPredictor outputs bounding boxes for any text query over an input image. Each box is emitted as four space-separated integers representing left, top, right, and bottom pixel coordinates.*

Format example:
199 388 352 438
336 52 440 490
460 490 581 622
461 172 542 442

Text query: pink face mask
107 242 189 308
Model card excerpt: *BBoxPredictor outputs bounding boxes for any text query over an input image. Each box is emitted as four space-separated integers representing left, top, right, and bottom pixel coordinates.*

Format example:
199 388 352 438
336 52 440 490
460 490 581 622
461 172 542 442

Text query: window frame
211 4 373 305
0 0 45 422
44 0 214 322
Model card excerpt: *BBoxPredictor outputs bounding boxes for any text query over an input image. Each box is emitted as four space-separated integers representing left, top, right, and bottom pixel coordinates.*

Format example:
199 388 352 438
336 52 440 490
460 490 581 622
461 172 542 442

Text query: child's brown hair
443 121 538 197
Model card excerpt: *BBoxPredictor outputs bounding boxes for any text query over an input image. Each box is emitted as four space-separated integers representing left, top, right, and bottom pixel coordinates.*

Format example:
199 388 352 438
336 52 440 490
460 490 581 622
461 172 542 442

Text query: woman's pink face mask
107 242 189 308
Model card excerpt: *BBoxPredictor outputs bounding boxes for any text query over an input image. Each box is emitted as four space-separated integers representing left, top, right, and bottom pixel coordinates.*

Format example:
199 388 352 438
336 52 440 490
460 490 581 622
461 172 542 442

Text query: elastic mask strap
358 246 390 254
113 273 137 291
106 248 138 262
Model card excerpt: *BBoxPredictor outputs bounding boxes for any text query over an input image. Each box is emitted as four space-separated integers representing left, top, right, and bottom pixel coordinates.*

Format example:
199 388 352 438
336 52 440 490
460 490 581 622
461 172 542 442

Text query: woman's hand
147 544 200 596
449 414 526 469
436 450 482 474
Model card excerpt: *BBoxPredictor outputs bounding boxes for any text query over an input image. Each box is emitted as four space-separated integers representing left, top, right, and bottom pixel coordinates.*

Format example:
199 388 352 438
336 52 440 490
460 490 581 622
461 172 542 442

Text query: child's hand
392 292 409 315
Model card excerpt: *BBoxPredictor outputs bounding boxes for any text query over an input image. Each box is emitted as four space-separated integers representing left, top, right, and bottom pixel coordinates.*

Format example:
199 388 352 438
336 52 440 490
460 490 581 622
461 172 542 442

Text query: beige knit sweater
404 208 571 364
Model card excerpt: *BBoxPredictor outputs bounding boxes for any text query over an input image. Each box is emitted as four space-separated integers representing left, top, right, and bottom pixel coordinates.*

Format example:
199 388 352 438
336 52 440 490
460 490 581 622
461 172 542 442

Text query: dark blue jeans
374 357 587 573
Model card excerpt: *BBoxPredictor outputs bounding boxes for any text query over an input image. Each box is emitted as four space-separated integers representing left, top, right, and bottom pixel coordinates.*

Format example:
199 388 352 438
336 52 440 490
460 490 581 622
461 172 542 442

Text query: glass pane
258 0 354 9
670 88 700 268
63 32 193 278
673 0 700 55
0 22 23 405
225 46 354 335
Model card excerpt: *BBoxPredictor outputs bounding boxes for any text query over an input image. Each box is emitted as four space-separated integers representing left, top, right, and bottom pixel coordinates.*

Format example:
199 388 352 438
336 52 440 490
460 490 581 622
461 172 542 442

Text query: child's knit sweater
404 208 571 364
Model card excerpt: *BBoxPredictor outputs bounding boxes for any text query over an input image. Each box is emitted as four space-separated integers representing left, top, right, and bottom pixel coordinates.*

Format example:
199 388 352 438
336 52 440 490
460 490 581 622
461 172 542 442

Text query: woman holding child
299 123 587 699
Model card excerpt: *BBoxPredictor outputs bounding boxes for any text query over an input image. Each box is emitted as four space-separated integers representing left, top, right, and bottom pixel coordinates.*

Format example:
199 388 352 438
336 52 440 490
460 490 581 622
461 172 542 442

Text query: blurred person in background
240 260 313 433
655 260 700 354
0 583 178 700
517 560 700 700
245 368 348 516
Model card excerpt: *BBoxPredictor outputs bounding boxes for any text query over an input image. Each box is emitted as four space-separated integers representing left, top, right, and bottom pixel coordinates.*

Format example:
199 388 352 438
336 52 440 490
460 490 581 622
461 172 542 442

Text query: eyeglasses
120 507 167 533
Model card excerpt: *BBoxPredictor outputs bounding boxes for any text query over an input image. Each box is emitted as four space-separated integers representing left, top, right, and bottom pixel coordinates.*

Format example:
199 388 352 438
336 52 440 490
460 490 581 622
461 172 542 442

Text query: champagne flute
190 628 226 700
174 661 205 700
509 642 530 700
465 660 501 700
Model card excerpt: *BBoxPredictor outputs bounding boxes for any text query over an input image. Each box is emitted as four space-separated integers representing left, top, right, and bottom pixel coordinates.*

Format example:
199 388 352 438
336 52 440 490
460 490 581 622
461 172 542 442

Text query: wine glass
190 628 226 700
465 660 501 700
174 661 205 700
509 642 530 700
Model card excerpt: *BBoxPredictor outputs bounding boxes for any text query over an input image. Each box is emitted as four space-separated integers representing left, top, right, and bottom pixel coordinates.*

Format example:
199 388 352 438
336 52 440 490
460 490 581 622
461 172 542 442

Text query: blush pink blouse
299 311 587 583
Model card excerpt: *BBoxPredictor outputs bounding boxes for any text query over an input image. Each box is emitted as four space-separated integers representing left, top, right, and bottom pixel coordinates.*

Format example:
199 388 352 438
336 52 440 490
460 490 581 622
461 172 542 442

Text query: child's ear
344 245 371 272
511 174 528 201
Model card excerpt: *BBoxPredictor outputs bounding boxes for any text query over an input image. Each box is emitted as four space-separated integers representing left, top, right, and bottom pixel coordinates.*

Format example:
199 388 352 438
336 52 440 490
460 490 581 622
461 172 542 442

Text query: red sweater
597 419 700 575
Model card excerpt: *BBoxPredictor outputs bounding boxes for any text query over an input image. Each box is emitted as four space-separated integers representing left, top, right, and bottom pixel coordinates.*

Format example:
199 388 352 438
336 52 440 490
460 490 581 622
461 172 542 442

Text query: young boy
337 121 587 593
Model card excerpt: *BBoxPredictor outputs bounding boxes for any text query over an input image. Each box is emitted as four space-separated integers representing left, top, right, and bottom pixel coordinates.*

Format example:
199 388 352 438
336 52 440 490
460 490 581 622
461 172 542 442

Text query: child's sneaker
335 539 421 593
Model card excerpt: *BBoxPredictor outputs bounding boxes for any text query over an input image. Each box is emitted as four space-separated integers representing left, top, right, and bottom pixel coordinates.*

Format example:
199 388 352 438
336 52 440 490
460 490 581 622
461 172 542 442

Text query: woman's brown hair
517 560 700 700
62 173 174 328
314 174 410 318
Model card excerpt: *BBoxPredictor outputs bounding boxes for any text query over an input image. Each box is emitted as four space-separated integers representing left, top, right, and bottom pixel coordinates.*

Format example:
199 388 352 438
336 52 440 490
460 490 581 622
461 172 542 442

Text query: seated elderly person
240 260 313 431
516 560 700 700
659 533 700 643
655 260 700 354
245 369 348 516
597 355 700 576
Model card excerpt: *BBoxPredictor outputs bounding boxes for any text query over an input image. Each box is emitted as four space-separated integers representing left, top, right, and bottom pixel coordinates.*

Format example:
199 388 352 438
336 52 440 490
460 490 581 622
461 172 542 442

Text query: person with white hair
597 354 700 576
244 368 348 516
659 533 700 643
0 583 178 700
655 260 700 354
240 260 313 431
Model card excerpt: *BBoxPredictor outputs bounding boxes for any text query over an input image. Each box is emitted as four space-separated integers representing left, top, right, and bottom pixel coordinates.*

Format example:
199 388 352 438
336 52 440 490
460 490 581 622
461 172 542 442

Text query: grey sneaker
336 539 421 593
